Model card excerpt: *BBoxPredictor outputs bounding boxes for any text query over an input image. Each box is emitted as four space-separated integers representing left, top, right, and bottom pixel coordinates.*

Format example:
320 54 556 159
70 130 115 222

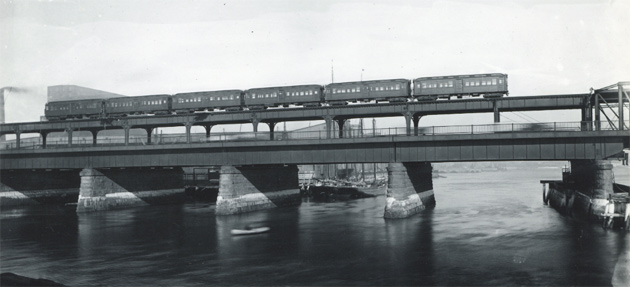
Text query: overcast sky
1 0 628 128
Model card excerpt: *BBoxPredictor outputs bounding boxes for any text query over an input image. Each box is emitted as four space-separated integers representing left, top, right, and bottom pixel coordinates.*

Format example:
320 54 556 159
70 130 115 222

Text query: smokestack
0 88 5 125
0 88 5 141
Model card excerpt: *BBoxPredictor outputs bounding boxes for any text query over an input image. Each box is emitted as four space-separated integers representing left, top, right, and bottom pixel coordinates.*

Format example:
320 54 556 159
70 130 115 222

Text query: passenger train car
106 94 171 117
413 73 508 100
45 99 104 120
43 73 508 120
325 79 411 105
172 90 243 113
245 85 323 109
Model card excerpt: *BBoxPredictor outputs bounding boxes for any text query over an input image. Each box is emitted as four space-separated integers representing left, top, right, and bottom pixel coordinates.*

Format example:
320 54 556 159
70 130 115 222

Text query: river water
2 165 629 286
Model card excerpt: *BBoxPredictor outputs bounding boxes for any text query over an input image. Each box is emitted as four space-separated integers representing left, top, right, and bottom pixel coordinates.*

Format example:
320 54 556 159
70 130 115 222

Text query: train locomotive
44 73 507 120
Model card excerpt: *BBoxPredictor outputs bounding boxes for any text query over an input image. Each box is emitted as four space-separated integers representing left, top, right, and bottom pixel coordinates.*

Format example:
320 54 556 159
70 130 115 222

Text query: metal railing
0 121 626 150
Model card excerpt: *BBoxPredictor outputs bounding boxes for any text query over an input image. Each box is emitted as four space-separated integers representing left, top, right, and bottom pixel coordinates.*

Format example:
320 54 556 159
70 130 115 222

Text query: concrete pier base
0 170 80 207
76 168 185 212
545 160 614 219
571 160 614 217
384 162 436 219
216 165 301 215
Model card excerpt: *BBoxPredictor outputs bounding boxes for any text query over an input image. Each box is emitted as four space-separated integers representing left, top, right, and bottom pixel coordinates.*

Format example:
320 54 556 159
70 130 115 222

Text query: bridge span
1 121 627 218
1 83 628 219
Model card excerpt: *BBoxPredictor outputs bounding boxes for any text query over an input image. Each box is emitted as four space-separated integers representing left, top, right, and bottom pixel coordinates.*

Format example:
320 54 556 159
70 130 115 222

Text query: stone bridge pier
569 160 613 217
76 168 185 212
384 162 436 219
0 169 81 207
216 165 301 215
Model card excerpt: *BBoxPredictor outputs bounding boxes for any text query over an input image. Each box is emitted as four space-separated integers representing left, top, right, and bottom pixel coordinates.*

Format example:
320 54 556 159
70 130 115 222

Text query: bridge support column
41 132 48 149
384 162 435 219
145 128 153 145
413 115 421 136
251 119 259 133
336 119 346 138
267 122 277 140
617 83 626 131
404 112 412 136
1 169 80 207
569 160 613 217
185 122 192 144
123 125 130 146
204 125 213 142
594 94 601 131
14 131 20 149
324 116 333 139
216 165 301 215
581 95 593 131
65 128 74 147
493 100 500 123
88 130 97 147
76 168 185 212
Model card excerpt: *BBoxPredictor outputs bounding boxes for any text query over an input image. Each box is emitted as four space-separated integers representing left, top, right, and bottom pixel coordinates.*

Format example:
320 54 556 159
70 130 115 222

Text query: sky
1 0 629 130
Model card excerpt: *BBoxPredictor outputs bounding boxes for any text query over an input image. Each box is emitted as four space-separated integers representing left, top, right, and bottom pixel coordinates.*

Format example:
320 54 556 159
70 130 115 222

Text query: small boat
231 226 270 236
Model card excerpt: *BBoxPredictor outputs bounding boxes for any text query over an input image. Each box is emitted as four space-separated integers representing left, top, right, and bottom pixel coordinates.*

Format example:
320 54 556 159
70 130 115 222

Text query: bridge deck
1 129 626 169
0 94 586 135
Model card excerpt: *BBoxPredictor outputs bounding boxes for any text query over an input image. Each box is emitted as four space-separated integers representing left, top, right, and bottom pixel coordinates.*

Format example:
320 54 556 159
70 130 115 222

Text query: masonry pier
216 165 301 215
384 162 436 219
0 169 80 207
542 160 627 220
76 168 185 212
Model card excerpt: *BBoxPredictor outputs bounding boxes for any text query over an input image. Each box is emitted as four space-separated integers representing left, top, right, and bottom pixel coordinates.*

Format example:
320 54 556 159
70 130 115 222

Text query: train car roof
45 98 104 105
107 94 171 101
246 84 323 91
413 73 507 80
325 79 409 86
174 89 244 96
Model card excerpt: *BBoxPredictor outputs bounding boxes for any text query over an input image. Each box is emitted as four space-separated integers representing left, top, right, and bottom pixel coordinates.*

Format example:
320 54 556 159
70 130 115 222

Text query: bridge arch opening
46 130 92 148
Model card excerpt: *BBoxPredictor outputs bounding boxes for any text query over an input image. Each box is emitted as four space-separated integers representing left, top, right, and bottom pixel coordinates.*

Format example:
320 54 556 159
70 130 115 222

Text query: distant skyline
1 0 628 128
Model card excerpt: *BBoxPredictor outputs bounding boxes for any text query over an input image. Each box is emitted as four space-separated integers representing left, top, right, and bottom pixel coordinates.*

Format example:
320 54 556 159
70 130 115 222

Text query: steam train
44 73 507 120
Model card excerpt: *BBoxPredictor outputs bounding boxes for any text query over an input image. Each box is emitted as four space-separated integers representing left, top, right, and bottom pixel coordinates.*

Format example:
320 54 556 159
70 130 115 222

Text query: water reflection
1 168 628 286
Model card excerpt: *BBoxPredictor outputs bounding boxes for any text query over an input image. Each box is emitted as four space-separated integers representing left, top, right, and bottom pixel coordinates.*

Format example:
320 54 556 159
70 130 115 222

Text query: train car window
492 79 497 85
499 79 503 84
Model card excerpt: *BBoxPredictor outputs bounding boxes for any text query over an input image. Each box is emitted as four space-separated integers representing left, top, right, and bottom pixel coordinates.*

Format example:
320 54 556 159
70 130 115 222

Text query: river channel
1 165 629 286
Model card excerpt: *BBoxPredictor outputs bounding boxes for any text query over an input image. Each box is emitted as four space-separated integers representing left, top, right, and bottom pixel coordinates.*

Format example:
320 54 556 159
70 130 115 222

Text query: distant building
47 85 126 102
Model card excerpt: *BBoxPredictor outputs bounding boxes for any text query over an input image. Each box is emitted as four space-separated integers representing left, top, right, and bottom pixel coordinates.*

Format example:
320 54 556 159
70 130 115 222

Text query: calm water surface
2 166 629 286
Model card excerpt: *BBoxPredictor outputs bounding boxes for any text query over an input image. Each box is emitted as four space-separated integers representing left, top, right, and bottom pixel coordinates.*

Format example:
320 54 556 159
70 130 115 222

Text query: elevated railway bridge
0 83 628 218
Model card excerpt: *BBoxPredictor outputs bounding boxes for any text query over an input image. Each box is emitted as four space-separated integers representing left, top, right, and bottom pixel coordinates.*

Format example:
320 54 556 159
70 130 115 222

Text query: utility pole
0 88 8 141
331 59 334 83
372 118 376 183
